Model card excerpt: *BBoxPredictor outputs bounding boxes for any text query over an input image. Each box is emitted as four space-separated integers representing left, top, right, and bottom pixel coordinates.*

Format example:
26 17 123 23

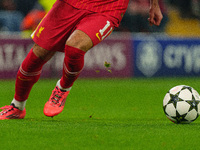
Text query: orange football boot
0 104 26 120
44 86 70 117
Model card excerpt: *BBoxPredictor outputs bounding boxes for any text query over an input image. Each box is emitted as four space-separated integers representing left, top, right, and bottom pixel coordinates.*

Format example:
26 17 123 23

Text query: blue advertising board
133 35 200 77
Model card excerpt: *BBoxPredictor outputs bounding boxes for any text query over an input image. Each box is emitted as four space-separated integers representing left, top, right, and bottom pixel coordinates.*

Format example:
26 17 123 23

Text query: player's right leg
44 14 117 117
0 44 55 120
44 30 90 117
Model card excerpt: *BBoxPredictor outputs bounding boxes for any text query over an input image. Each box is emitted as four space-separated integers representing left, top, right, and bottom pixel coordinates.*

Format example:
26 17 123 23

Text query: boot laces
51 87 66 104
0 105 14 115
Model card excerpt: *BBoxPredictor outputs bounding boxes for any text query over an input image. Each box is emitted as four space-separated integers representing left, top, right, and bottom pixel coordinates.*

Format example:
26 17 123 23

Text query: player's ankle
11 98 27 110
56 79 72 92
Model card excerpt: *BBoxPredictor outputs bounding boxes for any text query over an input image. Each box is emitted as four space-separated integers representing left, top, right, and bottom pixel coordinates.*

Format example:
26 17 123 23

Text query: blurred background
0 0 200 78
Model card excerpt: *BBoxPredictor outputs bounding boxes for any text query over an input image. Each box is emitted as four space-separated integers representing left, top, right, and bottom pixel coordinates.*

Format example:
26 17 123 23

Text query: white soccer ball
163 85 200 124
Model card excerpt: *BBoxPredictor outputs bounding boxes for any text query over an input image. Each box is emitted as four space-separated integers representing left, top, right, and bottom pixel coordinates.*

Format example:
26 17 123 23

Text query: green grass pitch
0 77 200 150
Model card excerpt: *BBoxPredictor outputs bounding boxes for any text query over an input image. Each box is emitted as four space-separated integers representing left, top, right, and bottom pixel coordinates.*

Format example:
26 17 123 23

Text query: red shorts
32 0 119 52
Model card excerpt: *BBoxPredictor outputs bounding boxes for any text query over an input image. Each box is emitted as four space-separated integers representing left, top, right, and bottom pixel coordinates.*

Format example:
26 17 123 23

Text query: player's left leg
0 44 56 120
44 14 117 117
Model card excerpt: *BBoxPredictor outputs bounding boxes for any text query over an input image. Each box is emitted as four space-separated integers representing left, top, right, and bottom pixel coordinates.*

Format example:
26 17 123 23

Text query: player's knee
32 44 55 61
66 39 92 52
66 30 93 52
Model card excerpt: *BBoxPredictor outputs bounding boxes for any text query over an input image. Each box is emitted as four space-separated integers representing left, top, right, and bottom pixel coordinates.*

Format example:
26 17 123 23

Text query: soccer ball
163 85 200 124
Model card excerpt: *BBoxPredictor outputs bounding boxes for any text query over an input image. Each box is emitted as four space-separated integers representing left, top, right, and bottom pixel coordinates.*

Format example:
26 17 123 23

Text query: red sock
60 45 86 88
14 48 46 101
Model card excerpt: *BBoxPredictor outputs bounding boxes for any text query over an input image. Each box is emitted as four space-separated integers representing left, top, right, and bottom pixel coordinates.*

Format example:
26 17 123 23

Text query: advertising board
133 35 200 77
0 35 133 78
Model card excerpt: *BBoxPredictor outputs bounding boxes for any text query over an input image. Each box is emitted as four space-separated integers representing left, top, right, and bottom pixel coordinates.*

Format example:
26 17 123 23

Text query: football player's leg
0 44 55 120
58 30 92 90
14 44 55 109
44 14 116 117
43 30 91 117
59 14 116 90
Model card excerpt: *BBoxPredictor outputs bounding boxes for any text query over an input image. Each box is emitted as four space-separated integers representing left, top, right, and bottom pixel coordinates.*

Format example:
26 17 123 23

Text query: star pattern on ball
172 112 188 124
186 95 200 112
182 86 192 92
168 93 183 107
